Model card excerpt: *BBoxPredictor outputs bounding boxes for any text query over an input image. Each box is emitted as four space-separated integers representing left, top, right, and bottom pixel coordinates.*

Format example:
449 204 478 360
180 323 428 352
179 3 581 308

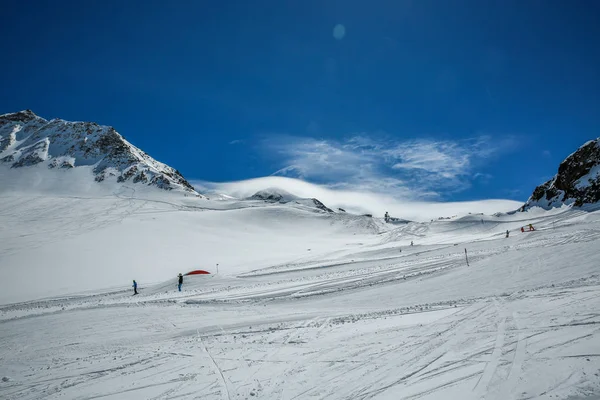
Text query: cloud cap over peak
194 176 522 222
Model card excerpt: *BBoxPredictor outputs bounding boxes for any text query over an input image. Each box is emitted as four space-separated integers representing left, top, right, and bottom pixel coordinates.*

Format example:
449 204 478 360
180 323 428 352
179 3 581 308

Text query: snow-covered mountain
248 188 299 203
525 137 600 209
0 110 199 195
2 114 600 399
249 188 334 212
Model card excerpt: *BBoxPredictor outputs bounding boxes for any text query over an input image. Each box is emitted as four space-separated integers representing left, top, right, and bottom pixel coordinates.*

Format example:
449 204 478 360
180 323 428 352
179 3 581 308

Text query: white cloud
390 141 469 174
229 139 244 145
260 134 516 199
193 176 522 222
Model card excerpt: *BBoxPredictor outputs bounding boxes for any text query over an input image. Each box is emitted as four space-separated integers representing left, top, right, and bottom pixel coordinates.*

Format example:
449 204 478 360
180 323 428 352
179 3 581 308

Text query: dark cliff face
525 138 600 209
0 110 199 195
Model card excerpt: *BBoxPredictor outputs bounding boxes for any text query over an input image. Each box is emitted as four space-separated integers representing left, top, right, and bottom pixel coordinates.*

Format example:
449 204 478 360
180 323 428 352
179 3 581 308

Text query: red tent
185 270 211 275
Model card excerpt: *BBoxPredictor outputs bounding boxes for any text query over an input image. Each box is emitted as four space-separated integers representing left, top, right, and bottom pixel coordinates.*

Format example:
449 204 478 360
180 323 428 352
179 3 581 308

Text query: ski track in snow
1 194 600 399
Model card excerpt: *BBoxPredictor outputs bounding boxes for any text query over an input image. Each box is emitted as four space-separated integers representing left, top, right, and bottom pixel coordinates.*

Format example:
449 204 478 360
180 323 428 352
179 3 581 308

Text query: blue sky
1 0 599 201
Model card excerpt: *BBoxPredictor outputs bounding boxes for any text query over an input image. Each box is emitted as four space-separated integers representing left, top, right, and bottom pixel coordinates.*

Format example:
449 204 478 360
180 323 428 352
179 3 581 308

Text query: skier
528 223 535 231
132 280 138 295
521 227 525 233
410 241 414 246
177 273 183 292
505 230 509 238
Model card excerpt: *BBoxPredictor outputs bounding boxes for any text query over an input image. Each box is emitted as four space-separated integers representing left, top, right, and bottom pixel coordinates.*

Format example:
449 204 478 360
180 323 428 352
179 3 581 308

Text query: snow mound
249 188 334 213
248 188 299 203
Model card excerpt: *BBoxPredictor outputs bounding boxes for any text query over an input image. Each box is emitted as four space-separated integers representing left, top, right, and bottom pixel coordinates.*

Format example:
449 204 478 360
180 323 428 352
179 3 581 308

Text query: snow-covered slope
525 137 600 209
0 110 199 195
1 190 600 399
0 191 385 304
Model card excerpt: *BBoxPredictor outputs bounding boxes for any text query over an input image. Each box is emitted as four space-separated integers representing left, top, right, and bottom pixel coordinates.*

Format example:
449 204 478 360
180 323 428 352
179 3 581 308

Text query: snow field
1 190 600 399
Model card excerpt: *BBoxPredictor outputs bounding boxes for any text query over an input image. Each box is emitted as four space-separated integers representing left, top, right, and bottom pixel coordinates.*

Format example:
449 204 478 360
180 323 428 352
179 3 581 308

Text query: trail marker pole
465 248 469 267
216 263 219 275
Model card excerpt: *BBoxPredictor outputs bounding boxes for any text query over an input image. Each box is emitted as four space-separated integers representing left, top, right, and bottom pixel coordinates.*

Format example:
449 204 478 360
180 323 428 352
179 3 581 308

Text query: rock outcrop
524 138 600 209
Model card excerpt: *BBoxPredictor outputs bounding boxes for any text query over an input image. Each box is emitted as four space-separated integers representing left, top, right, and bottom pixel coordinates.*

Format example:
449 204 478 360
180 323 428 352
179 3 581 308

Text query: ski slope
1 188 600 399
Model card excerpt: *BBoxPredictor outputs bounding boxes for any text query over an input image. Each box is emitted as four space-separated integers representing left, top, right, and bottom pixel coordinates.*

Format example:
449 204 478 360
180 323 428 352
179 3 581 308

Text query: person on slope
177 273 183 292
528 223 535 231
506 230 509 238
132 280 138 295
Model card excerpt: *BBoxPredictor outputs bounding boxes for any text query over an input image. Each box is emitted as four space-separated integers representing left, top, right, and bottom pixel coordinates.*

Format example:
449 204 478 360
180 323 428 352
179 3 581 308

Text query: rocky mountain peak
0 111 200 196
1 109 39 123
525 138 600 209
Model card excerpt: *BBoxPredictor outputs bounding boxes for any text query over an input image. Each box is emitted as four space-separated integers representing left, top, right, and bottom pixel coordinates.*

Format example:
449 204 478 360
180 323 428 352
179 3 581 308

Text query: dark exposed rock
117 166 138 183
250 191 286 202
0 134 15 152
150 175 173 190
524 138 600 209
1 154 15 163
133 170 149 184
12 140 48 168
311 198 334 213
0 109 37 123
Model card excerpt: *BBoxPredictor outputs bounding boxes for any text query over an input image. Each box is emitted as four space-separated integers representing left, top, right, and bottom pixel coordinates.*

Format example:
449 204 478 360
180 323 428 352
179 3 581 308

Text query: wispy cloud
229 139 244 145
261 134 517 200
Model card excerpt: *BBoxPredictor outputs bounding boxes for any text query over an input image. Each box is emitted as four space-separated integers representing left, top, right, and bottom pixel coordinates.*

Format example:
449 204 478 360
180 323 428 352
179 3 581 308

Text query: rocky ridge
525 137 600 209
0 110 200 195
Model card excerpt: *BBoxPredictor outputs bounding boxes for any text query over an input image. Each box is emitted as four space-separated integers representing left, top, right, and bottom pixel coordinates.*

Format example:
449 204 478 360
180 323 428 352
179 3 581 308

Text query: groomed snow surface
1 188 600 399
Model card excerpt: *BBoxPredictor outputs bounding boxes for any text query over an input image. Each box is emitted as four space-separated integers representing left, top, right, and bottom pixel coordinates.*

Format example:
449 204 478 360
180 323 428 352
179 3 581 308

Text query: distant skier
528 224 535 231
505 230 509 238
177 273 183 292
410 241 414 246
521 227 525 233
132 280 138 295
